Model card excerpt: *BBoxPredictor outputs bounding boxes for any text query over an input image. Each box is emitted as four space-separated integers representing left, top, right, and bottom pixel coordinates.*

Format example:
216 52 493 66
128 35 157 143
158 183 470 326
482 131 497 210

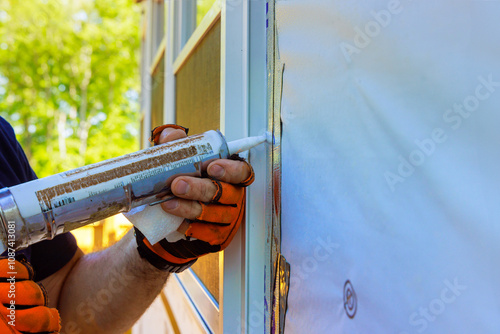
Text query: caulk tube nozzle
228 134 268 155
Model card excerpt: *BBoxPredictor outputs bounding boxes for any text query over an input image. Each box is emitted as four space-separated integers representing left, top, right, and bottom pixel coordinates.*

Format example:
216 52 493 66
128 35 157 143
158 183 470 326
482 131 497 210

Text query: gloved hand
135 125 255 272
0 256 60 333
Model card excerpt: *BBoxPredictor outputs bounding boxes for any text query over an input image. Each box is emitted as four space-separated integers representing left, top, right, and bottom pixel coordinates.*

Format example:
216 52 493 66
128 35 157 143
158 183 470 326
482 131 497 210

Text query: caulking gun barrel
0 130 261 254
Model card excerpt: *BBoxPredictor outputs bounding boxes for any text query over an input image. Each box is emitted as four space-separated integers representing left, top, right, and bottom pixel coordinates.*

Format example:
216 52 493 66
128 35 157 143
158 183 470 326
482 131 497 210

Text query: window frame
138 0 270 332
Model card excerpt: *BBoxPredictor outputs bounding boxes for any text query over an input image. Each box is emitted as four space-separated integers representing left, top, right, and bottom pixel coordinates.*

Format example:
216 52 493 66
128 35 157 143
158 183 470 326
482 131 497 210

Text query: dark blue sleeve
30 233 79 281
0 117 37 186
0 116 78 281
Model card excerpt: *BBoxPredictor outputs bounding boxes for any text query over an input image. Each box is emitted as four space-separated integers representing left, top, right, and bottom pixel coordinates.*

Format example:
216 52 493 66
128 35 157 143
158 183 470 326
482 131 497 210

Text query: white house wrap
276 1 500 333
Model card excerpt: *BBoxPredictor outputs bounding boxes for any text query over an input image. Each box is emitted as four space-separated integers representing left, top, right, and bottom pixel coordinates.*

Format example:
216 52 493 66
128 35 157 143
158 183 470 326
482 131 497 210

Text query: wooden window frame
139 0 270 332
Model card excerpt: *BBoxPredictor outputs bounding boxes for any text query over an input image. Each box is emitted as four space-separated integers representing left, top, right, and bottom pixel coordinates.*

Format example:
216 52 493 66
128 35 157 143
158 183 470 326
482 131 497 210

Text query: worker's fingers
161 198 241 225
171 176 245 205
0 258 33 280
158 128 187 144
206 159 253 185
0 306 60 333
161 198 202 220
0 280 46 306
196 203 241 225
170 177 218 203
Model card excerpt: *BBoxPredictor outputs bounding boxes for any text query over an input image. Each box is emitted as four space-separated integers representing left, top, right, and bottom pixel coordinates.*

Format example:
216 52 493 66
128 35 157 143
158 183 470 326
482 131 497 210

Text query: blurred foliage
0 0 141 178
196 0 217 26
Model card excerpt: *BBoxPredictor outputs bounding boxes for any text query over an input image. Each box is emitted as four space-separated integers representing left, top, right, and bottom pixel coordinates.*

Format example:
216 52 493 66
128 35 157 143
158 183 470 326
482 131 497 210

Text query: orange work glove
135 125 255 272
0 256 60 334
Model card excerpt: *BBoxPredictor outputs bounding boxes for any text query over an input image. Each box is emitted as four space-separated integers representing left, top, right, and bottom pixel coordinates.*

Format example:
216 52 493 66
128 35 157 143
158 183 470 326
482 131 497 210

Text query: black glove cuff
134 228 197 273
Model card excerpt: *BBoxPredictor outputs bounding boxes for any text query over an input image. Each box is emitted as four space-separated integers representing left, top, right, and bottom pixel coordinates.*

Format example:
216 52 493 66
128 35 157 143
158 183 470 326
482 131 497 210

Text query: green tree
0 0 140 178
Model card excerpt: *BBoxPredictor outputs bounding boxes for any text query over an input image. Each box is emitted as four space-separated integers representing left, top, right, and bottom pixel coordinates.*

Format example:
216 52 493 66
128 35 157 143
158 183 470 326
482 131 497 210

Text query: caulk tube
0 130 229 254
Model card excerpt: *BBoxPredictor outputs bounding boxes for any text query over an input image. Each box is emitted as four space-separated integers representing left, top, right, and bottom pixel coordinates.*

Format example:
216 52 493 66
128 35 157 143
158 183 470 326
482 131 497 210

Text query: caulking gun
0 130 267 254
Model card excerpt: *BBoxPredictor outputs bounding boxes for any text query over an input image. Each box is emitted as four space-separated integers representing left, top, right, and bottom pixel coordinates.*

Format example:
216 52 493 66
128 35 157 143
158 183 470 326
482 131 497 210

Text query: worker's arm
48 230 170 334
40 127 252 334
